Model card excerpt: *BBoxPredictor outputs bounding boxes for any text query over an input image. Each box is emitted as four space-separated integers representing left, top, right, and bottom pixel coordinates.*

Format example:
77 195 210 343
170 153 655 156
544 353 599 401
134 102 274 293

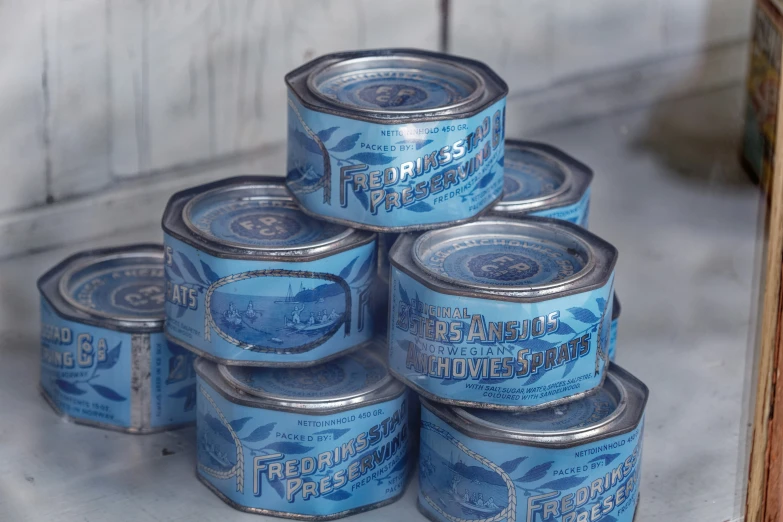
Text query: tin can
162 176 377 367
417 365 647 522
491 140 593 228
388 217 618 411
195 343 412 519
285 49 508 232
609 293 620 362
37 244 197 433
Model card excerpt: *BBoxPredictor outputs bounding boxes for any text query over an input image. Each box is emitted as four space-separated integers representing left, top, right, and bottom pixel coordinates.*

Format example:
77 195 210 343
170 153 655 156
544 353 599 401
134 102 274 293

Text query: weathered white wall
0 0 753 258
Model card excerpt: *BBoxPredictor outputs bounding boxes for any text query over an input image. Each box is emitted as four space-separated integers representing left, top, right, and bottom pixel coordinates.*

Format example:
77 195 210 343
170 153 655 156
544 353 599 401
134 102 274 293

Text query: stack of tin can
37 48 646 522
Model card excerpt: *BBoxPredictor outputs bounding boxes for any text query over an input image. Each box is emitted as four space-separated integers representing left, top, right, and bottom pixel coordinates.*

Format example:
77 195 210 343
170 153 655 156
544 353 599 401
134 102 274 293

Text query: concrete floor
0 86 759 521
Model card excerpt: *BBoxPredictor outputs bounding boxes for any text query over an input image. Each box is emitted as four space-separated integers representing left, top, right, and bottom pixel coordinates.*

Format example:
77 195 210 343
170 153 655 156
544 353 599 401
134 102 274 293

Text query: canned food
418 365 647 522
286 49 508 232
491 140 593 227
388 217 617 410
37 244 196 433
195 343 412 519
609 293 621 362
162 176 377 367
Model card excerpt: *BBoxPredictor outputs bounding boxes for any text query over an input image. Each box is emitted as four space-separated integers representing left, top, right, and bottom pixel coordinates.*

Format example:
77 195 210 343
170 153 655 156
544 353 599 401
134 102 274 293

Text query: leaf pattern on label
292 128 323 155
268 478 286 499
263 441 314 454
339 257 359 280
166 260 183 279
538 476 588 490
96 341 121 370
351 252 375 284
312 428 351 441
554 322 576 336
405 201 434 213
55 379 86 395
204 412 234 443
596 297 606 313
178 253 207 286
589 453 620 466
242 422 276 442
323 490 352 501
317 126 339 142
330 133 361 152
476 171 496 190
200 261 220 284
89 384 127 402
500 457 527 473
567 307 599 323
347 152 396 165
230 417 252 432
514 462 553 483
398 282 410 306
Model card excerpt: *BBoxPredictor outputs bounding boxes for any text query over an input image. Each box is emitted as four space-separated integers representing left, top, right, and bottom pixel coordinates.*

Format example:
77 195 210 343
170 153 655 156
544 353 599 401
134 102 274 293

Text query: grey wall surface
0 0 753 258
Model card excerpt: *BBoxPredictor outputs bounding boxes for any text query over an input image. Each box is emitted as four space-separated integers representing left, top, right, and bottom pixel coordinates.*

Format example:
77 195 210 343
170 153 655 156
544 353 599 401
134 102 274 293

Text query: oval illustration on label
419 421 514 522
204 270 351 353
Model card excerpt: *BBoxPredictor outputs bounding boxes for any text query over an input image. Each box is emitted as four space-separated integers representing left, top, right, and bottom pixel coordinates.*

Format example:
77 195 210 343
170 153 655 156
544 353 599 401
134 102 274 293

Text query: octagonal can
388 217 618 411
490 140 593 228
609 293 621 362
418 364 647 522
37 244 196 433
195 342 412 519
286 48 508 232
162 176 378 367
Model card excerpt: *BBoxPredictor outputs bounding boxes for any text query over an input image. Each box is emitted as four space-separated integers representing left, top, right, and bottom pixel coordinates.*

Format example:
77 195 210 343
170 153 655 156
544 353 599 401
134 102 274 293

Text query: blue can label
388 268 614 408
286 95 506 229
152 339 197 427
608 318 618 362
528 188 591 228
163 235 376 365
223 349 388 400
196 376 411 516
419 406 643 522
39 299 196 429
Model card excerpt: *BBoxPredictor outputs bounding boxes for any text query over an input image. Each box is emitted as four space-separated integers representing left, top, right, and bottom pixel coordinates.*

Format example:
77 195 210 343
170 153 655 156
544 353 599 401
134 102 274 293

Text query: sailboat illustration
274 283 302 304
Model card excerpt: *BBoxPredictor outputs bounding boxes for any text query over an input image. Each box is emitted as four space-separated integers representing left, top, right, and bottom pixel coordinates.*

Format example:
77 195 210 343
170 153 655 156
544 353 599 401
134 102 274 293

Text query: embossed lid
492 140 593 215
183 182 354 251
412 219 594 291
195 340 407 413
421 365 648 449
38 244 165 332
391 216 617 302
218 349 391 403
286 49 508 124
162 176 376 261
308 54 484 114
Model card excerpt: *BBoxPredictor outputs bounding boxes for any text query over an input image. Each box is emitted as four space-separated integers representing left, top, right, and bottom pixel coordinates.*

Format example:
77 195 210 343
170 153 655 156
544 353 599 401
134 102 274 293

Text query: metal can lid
307 54 485 114
454 373 625 436
498 145 572 207
182 182 354 251
412 219 595 291
58 249 165 323
218 349 392 403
